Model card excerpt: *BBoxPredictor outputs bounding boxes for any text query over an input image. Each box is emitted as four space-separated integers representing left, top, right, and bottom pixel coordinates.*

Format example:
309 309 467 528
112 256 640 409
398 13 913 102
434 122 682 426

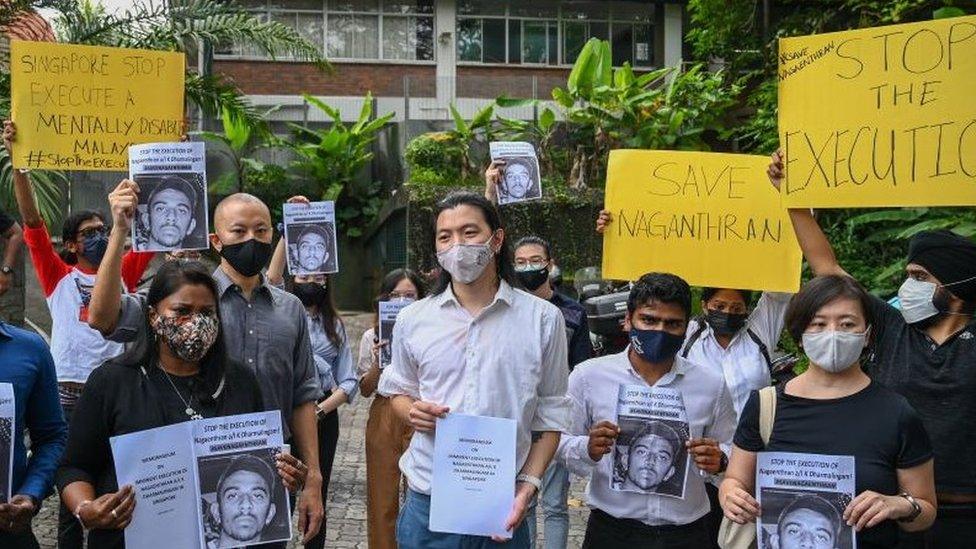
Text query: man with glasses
3 120 156 548
513 236 592 549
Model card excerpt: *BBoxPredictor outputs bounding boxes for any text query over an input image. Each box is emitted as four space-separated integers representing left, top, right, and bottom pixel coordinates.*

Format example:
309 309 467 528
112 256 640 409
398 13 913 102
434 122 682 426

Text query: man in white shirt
558 272 737 549
378 191 571 549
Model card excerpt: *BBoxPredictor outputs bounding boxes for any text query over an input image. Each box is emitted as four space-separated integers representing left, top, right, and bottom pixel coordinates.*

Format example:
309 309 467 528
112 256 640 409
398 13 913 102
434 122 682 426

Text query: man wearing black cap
769 152 976 548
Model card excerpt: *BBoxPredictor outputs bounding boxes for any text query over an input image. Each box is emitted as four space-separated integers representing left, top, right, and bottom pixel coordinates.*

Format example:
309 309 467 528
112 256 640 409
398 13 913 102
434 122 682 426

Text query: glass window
634 24 653 64
270 0 322 10
457 18 483 62
458 0 505 16
510 1 558 18
327 14 379 58
239 0 268 9
612 1 654 22
611 23 633 66
563 20 587 64
383 15 434 60
483 19 506 63
383 0 433 14
522 21 547 64
508 19 521 64
562 1 610 20
547 21 558 65
590 22 609 42
297 13 325 54
329 0 378 12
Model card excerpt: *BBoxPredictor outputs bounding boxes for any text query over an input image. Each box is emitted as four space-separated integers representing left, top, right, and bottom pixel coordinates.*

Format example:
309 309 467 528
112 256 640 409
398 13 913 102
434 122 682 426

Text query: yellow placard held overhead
778 16 976 208
602 150 801 293
10 40 185 171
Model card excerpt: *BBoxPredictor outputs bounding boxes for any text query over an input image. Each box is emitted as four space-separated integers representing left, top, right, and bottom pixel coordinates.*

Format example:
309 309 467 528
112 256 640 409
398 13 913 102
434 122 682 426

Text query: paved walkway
22 262 594 547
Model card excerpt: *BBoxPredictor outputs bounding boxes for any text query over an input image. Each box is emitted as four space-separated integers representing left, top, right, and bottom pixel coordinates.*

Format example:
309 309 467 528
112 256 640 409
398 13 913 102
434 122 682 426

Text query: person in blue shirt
0 320 68 548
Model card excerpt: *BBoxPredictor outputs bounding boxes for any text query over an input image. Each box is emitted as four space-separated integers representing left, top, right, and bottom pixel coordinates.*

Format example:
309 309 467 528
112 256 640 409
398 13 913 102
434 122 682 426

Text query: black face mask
515 266 550 291
218 238 273 278
705 309 748 336
80 232 110 266
293 282 327 307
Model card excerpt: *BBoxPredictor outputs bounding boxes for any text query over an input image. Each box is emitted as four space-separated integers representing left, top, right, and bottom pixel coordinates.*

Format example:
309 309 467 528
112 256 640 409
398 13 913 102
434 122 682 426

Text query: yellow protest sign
602 150 801 293
10 40 185 171
778 16 976 207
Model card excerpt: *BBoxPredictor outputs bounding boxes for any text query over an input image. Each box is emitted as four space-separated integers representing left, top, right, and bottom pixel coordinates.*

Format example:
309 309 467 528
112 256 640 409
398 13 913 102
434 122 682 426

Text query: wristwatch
897 492 922 523
516 473 542 493
0 266 12 275
718 452 729 473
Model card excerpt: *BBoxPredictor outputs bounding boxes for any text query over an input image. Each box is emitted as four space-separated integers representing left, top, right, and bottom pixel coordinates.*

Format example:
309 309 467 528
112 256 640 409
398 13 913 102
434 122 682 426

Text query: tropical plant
200 106 279 195
550 38 739 188
492 97 559 175
286 93 395 237
404 132 466 187
447 103 494 179
45 0 329 128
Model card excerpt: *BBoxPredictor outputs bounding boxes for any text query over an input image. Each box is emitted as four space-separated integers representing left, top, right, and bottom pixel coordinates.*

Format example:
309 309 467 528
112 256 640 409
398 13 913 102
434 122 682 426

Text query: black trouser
704 482 723 549
0 530 40 549
898 502 976 549
582 508 711 549
303 403 339 549
57 399 83 549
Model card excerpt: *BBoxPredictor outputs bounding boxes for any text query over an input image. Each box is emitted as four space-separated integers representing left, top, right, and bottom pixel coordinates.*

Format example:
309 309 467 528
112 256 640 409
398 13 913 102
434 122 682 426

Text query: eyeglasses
389 292 417 300
78 226 108 240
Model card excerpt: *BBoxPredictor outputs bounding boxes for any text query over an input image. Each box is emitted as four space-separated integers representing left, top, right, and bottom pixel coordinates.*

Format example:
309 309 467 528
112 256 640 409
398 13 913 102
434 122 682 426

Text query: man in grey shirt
88 187 325 544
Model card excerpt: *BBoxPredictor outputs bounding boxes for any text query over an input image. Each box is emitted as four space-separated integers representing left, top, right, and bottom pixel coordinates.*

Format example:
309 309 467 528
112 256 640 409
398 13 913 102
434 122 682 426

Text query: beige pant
365 395 414 549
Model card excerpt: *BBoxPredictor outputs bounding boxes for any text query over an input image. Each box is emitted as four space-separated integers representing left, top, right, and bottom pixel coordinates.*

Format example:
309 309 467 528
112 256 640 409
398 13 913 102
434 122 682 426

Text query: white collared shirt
557 350 737 527
684 292 791 417
378 280 571 495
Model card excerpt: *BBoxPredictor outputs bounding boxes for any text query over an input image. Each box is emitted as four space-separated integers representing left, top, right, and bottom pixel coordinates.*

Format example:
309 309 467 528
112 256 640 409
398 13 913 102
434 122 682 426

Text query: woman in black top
720 275 936 549
56 256 308 548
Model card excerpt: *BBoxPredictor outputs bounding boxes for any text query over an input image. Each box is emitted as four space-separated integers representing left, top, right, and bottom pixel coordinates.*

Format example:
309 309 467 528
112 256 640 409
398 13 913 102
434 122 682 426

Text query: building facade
213 0 687 123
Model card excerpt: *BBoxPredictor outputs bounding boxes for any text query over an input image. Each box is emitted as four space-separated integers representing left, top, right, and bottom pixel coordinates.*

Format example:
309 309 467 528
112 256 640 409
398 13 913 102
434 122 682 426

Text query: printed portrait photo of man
768 493 843 549
498 157 541 203
613 420 686 496
135 174 204 252
287 223 337 274
207 454 279 548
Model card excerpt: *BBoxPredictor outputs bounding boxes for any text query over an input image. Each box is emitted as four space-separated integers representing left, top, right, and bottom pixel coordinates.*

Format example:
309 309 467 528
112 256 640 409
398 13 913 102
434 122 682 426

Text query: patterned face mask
150 310 219 362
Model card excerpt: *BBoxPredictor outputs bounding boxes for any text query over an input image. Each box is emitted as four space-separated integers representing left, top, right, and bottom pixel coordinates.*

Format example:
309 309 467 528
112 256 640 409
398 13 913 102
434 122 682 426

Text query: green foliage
284 94 394 237
445 103 494 178
404 132 464 181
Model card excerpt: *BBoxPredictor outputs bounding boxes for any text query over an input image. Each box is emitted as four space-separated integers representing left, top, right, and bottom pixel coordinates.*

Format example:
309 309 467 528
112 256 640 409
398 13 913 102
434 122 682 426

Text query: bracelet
516 473 542 492
897 492 922 523
74 500 93 529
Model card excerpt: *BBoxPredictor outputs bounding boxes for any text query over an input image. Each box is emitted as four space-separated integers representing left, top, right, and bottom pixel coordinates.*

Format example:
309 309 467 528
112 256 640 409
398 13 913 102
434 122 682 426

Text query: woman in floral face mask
58 257 309 548
720 275 937 549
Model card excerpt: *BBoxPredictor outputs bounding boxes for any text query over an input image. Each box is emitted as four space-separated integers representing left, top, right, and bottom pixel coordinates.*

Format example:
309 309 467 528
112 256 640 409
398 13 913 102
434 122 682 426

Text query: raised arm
484 160 505 205
88 180 139 335
768 150 848 277
267 195 310 286
3 121 42 228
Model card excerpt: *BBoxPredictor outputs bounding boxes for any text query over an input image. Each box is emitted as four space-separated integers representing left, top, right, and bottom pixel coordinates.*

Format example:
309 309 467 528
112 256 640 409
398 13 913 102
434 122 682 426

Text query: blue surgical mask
80 231 109 266
629 328 684 363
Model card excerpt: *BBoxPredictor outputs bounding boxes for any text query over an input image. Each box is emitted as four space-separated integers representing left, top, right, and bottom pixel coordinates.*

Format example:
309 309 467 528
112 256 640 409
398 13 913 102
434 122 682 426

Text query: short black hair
627 273 692 319
216 454 275 498
630 420 681 462
296 223 333 245
785 275 874 343
514 236 552 260
431 191 516 294
148 175 197 211
777 494 842 539
701 287 753 305
60 210 106 264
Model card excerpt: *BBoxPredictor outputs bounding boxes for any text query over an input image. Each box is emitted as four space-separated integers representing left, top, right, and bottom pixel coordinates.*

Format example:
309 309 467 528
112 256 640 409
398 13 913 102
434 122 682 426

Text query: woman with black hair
721 275 936 549
57 258 307 548
357 268 426 549
267 196 357 549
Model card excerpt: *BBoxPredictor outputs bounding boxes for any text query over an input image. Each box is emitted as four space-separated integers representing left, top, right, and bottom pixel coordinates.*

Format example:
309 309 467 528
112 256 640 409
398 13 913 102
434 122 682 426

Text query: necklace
160 366 203 420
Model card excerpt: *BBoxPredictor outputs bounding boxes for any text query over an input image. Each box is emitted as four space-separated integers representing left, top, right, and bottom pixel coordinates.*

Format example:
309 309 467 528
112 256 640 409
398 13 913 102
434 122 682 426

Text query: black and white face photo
499 157 541 202
199 451 290 548
133 173 208 252
760 490 852 549
0 418 10 502
611 418 688 497
287 222 337 275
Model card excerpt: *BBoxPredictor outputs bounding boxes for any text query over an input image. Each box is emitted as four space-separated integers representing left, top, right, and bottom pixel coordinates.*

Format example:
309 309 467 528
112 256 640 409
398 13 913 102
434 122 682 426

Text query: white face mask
436 237 495 285
802 329 868 373
897 278 940 324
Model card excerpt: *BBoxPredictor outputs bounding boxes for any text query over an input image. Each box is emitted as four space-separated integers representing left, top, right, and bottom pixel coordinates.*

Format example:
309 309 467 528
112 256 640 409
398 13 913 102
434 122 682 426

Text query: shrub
404 132 464 178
